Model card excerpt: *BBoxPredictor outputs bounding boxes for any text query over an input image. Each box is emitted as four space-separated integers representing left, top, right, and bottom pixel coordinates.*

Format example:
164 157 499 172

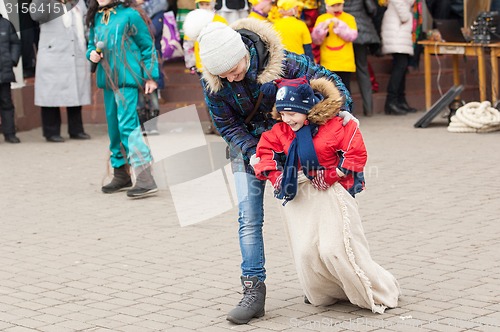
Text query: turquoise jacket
87 5 159 89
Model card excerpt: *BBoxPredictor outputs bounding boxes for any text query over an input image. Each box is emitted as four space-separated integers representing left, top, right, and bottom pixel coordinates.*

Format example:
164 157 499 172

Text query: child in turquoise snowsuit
86 0 160 198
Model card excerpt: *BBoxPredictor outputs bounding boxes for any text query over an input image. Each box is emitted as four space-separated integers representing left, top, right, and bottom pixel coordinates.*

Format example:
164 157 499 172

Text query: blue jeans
234 171 267 282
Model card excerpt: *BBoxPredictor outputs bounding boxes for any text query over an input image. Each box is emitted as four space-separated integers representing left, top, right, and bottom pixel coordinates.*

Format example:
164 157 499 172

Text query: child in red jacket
253 77 401 313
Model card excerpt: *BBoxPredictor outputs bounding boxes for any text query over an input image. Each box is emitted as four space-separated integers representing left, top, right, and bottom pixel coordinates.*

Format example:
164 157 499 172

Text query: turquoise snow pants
103 87 152 169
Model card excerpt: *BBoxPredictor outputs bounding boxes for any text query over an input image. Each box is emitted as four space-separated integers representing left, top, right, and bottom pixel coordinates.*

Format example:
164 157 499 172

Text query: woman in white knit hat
183 17 355 324
182 8 228 134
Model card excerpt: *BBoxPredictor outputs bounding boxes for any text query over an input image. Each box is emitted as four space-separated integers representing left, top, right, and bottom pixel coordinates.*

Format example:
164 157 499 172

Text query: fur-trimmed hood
201 18 284 93
272 78 344 125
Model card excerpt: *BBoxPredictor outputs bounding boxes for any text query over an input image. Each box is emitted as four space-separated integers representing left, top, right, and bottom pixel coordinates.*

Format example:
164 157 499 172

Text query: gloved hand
338 111 360 126
250 154 260 168
273 172 283 194
310 169 342 191
311 169 330 191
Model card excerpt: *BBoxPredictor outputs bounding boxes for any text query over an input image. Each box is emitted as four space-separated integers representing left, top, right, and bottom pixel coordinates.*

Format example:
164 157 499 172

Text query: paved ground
1 110 499 332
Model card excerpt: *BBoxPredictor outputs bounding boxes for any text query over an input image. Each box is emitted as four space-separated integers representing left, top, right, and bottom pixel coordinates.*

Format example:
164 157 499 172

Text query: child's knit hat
197 22 247 75
274 77 322 114
325 0 344 6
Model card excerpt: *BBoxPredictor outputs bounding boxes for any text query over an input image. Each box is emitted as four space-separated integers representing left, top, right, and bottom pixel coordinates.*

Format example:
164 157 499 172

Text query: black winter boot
227 276 266 324
4 134 21 143
398 98 417 113
126 166 158 198
384 100 407 116
102 165 132 193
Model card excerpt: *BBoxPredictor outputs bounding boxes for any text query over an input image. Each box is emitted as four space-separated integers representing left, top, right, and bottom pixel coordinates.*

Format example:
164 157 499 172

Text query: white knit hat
197 22 247 76
182 9 215 40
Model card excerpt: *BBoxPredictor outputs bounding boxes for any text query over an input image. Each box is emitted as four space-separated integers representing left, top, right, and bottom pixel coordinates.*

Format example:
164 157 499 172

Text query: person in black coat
0 14 22 143
19 0 39 78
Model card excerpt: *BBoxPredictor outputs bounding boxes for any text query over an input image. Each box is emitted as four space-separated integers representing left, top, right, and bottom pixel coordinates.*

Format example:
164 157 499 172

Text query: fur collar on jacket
272 78 344 125
201 18 284 93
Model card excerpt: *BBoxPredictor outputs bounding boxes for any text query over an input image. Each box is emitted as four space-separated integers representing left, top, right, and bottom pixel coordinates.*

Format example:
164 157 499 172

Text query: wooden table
489 42 500 104
419 40 487 109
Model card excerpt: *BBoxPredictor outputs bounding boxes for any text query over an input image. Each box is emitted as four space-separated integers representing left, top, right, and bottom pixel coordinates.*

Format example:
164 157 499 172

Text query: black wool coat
343 0 381 46
0 14 21 84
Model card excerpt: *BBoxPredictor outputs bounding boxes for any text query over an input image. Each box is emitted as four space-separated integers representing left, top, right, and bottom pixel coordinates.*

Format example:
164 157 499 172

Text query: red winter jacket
254 78 367 195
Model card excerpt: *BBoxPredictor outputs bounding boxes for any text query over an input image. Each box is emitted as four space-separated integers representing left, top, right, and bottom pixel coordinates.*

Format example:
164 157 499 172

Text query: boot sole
226 309 265 325
126 188 159 199
101 186 133 194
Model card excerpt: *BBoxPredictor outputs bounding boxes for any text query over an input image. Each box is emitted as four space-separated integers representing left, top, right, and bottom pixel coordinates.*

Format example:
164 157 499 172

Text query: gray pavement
1 111 499 332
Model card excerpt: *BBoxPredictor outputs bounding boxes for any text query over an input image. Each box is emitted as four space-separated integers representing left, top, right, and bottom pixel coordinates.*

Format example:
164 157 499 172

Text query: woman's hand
145 80 158 94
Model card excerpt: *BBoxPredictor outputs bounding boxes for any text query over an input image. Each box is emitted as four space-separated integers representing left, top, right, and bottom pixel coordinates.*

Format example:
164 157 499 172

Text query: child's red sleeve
337 122 368 174
254 128 285 184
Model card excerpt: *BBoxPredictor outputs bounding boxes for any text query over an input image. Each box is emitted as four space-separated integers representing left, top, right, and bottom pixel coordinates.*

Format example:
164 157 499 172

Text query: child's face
326 3 343 15
218 56 248 82
279 111 308 131
97 0 113 6
259 0 275 15
197 1 213 10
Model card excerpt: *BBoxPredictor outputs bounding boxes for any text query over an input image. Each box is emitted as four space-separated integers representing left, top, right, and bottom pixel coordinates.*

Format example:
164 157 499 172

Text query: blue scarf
277 124 321 205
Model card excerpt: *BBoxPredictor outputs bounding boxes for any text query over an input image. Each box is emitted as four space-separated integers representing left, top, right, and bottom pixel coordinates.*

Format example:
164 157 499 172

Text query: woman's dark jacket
0 14 21 83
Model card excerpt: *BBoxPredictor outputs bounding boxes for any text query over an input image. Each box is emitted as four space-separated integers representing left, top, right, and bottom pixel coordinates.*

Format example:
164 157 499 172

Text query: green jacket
87 5 159 89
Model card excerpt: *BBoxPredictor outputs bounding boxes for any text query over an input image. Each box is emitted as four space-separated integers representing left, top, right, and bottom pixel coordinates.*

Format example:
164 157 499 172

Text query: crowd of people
10 1 499 143
182 0 423 119
1 0 480 327
0 0 459 320
2 0 432 147
6 0 162 199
